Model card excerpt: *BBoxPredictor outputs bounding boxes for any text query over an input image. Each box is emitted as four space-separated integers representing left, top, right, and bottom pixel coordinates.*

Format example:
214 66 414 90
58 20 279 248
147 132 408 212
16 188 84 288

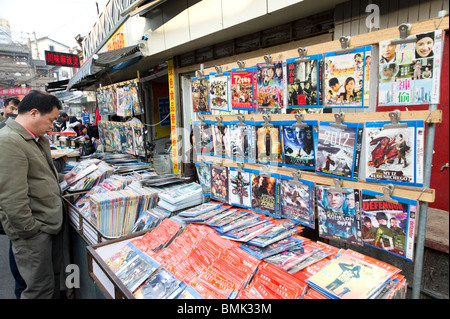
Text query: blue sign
158 97 170 127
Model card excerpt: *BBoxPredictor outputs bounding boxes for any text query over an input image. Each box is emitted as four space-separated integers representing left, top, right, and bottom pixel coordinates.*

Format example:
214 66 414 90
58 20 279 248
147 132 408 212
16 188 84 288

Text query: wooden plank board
201 109 442 124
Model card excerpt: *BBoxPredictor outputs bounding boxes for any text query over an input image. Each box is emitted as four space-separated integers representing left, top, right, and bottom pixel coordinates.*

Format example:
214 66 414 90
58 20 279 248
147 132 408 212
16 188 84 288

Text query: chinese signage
45 51 80 68
0 87 31 96
168 59 179 174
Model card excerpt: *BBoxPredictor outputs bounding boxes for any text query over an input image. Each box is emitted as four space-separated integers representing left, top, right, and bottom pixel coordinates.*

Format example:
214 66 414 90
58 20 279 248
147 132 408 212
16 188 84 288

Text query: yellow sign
168 59 179 174
107 25 125 51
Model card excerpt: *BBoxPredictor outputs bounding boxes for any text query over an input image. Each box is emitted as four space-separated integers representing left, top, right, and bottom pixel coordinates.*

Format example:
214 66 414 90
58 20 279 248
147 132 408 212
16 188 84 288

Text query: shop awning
67 44 142 91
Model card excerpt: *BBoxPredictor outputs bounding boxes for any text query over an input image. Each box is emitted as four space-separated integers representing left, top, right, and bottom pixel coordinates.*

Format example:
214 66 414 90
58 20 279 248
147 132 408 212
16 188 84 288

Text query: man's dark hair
328 77 339 87
18 90 62 115
4 97 20 107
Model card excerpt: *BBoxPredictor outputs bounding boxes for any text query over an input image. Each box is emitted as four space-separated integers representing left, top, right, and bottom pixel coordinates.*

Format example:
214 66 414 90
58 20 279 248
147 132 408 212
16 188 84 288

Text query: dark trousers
9 241 26 299
11 230 63 299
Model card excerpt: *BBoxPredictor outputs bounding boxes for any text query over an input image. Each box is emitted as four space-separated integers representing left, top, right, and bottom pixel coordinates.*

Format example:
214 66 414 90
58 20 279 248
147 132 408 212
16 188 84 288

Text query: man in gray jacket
0 90 75 299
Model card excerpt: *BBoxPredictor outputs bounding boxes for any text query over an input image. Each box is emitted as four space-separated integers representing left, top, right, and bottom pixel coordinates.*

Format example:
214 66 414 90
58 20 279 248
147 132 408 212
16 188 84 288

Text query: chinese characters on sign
45 51 80 68
168 59 179 174
0 87 31 96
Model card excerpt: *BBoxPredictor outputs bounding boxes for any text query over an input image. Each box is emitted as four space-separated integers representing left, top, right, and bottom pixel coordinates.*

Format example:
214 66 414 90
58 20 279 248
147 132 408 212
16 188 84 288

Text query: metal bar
412 103 438 299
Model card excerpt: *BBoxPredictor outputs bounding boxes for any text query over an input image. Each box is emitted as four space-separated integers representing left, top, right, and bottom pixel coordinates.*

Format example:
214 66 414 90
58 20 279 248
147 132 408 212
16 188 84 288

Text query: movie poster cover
125 124 136 155
251 173 277 217
111 123 121 151
324 46 371 108
210 165 229 203
118 123 127 153
378 30 444 106
98 121 106 146
286 54 323 108
306 250 397 299
229 168 251 208
116 86 132 117
316 185 363 246
228 122 255 162
193 122 212 155
130 83 144 115
196 163 211 196
191 76 210 113
211 124 228 158
133 125 145 156
231 68 257 111
279 178 315 229
315 122 363 181
281 122 316 169
256 61 285 109
364 121 424 187
361 190 417 261
256 126 282 164
209 73 230 112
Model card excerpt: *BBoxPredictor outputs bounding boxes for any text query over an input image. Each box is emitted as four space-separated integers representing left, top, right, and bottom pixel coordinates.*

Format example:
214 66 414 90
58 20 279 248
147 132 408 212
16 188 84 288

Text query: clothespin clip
383 110 408 129
262 115 273 127
329 112 347 129
262 55 274 67
235 60 247 73
290 170 305 186
292 113 308 128
434 10 448 30
329 178 349 193
259 165 271 177
236 162 245 173
198 114 205 125
196 64 206 79
390 23 417 45
335 36 354 54
213 65 224 77
215 115 224 126
236 115 247 127
376 184 398 204
295 47 310 63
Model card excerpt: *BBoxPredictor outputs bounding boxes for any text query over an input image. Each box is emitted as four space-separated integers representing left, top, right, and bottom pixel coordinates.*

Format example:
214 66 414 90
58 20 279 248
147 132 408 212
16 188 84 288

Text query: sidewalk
0 235 16 299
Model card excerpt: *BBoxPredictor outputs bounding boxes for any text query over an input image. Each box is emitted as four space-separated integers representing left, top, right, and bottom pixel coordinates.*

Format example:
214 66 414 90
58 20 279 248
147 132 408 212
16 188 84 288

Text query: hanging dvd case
256 60 286 109
316 185 363 246
324 46 372 108
195 162 212 196
255 119 282 165
230 66 257 111
361 189 417 261
210 119 231 158
209 72 231 112
378 30 445 106
228 166 252 209
286 53 323 108
364 120 424 187
228 117 256 162
280 119 318 170
250 170 278 218
210 164 229 203
315 121 364 181
191 76 210 113
192 120 212 156
279 175 315 229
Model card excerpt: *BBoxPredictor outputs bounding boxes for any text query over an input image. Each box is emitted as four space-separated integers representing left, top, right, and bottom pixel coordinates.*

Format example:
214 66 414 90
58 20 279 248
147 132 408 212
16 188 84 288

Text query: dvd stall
80 17 446 300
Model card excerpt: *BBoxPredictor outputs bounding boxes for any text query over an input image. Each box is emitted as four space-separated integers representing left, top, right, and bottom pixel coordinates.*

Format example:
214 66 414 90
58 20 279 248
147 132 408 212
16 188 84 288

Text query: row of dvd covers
191 30 444 112
195 162 418 261
102 211 407 299
97 81 144 117
98 121 146 157
194 117 424 187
